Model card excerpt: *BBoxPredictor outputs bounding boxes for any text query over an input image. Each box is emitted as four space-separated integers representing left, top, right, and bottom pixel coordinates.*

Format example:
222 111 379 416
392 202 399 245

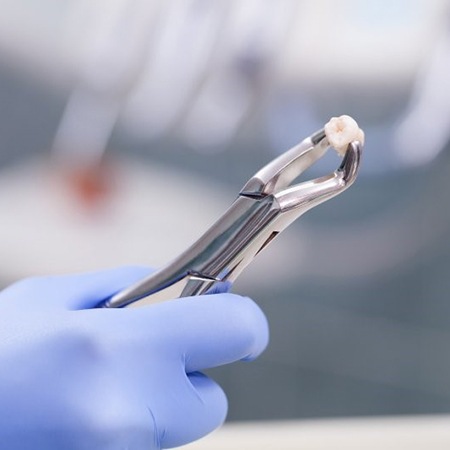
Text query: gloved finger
123 293 269 372
159 372 227 449
205 280 232 295
0 266 152 310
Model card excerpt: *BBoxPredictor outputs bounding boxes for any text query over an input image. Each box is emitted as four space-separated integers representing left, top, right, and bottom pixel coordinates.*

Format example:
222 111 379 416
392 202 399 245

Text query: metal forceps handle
103 128 362 308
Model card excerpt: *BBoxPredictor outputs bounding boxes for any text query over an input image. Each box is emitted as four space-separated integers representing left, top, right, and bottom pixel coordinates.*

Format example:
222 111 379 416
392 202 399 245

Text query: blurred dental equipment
52 0 298 177
104 116 363 307
394 25 450 167
50 0 160 205
0 0 448 167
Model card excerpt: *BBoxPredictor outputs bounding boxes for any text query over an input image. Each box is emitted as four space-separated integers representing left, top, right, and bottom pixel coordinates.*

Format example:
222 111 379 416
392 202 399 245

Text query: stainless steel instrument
102 126 362 308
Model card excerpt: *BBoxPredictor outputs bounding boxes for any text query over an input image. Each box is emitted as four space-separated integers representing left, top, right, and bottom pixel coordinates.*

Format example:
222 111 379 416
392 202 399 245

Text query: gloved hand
0 267 268 450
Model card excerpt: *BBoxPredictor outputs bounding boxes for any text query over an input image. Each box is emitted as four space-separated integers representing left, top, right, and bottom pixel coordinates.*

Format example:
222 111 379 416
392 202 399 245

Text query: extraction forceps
103 127 362 308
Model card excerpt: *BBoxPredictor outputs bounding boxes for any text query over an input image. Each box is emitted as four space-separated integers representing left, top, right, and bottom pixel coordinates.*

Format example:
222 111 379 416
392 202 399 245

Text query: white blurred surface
181 416 450 449
0 158 227 280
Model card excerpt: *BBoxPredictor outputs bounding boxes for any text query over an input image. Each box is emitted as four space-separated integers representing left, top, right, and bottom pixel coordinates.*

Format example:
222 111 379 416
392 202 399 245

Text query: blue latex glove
0 267 268 450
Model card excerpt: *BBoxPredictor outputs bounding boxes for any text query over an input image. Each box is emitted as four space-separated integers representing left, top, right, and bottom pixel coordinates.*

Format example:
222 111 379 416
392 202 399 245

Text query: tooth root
324 115 365 156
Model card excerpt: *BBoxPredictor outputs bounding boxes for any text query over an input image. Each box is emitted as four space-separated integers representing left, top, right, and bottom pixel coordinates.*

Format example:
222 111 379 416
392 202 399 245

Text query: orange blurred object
63 158 117 211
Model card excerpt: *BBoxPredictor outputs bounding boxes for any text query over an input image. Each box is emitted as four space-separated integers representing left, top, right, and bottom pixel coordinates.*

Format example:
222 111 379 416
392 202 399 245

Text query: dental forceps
103 127 362 308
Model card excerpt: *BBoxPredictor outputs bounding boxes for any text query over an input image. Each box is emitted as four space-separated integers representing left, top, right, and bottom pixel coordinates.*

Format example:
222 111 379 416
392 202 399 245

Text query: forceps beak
273 139 362 213
241 125 362 216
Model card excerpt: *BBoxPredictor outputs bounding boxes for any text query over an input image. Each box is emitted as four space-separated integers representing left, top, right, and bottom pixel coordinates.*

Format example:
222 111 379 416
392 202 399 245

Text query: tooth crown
325 115 365 156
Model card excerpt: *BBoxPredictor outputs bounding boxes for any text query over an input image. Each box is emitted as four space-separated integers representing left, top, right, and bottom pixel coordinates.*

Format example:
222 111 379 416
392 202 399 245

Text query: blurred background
1 0 450 428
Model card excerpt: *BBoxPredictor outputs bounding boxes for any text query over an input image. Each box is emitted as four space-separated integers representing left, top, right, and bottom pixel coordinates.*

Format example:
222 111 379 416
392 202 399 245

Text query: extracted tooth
324 115 365 156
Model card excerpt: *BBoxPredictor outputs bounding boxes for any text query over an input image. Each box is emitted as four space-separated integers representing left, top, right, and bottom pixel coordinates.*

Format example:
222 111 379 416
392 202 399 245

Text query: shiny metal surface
103 129 362 308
